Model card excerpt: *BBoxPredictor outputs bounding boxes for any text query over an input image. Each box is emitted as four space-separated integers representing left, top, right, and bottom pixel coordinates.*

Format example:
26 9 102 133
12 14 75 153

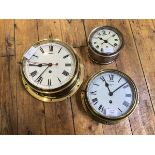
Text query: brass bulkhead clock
21 39 84 102
81 69 138 124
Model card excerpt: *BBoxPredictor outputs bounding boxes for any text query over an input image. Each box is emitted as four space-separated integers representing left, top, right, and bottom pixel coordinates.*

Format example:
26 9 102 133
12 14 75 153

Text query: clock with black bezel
88 26 124 64
21 39 84 102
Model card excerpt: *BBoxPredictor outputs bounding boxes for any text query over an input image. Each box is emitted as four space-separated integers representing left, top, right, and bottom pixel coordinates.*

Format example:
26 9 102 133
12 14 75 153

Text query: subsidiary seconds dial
81 69 138 124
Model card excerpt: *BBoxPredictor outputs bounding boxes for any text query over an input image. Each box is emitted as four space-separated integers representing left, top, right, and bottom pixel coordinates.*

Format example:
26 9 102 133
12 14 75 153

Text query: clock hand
107 35 114 41
98 37 108 43
102 76 113 96
98 37 104 40
35 65 50 82
107 42 115 47
99 36 114 44
29 64 48 67
112 82 127 94
29 62 48 64
29 62 58 67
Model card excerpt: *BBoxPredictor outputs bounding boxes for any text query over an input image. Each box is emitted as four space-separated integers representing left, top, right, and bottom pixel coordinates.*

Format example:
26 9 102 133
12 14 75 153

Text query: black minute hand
35 66 49 82
102 76 112 95
29 64 48 67
112 82 127 94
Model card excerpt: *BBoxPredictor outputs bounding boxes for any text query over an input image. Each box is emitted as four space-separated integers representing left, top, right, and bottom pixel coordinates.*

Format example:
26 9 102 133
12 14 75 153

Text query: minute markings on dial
40 47 44 53
58 47 62 53
118 108 122 112
118 77 122 83
57 77 61 83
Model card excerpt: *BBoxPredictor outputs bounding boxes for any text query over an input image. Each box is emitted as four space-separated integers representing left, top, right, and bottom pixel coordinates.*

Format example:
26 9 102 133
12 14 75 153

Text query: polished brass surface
21 39 84 102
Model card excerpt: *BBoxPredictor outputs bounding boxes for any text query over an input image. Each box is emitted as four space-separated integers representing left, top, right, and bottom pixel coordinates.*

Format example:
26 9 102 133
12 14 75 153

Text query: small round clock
81 69 138 124
88 26 123 64
20 39 84 102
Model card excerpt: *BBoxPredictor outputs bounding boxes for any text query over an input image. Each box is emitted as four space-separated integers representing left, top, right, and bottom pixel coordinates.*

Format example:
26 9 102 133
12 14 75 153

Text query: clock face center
48 63 52 67
109 92 113 96
104 40 108 43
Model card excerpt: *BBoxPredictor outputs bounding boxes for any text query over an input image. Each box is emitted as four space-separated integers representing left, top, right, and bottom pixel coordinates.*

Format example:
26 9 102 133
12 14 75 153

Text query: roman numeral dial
84 70 138 123
23 41 76 90
90 28 121 54
21 39 84 103
88 26 123 65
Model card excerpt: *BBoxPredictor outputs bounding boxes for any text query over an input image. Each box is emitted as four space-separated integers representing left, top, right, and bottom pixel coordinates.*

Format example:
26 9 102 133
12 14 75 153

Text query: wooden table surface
0 19 155 135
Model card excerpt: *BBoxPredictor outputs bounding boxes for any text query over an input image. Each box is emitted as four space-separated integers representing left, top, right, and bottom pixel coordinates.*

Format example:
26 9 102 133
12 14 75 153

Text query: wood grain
0 19 155 134
0 20 15 56
73 20 132 135
0 56 17 134
37 19 75 134
60 20 87 47
107 19 155 134
15 20 46 134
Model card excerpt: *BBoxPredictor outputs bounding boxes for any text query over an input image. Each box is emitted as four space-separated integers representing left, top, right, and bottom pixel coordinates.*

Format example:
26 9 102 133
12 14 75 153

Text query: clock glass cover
22 40 77 90
89 26 123 55
21 39 84 102
81 70 138 123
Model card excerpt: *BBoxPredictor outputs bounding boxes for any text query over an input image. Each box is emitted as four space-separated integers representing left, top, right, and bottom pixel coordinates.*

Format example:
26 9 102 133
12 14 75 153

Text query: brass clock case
88 26 124 65
81 69 139 124
20 39 84 102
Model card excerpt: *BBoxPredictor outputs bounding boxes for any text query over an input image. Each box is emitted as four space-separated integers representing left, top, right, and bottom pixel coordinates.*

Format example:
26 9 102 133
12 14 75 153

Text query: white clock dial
86 70 136 118
90 27 122 54
22 42 76 90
